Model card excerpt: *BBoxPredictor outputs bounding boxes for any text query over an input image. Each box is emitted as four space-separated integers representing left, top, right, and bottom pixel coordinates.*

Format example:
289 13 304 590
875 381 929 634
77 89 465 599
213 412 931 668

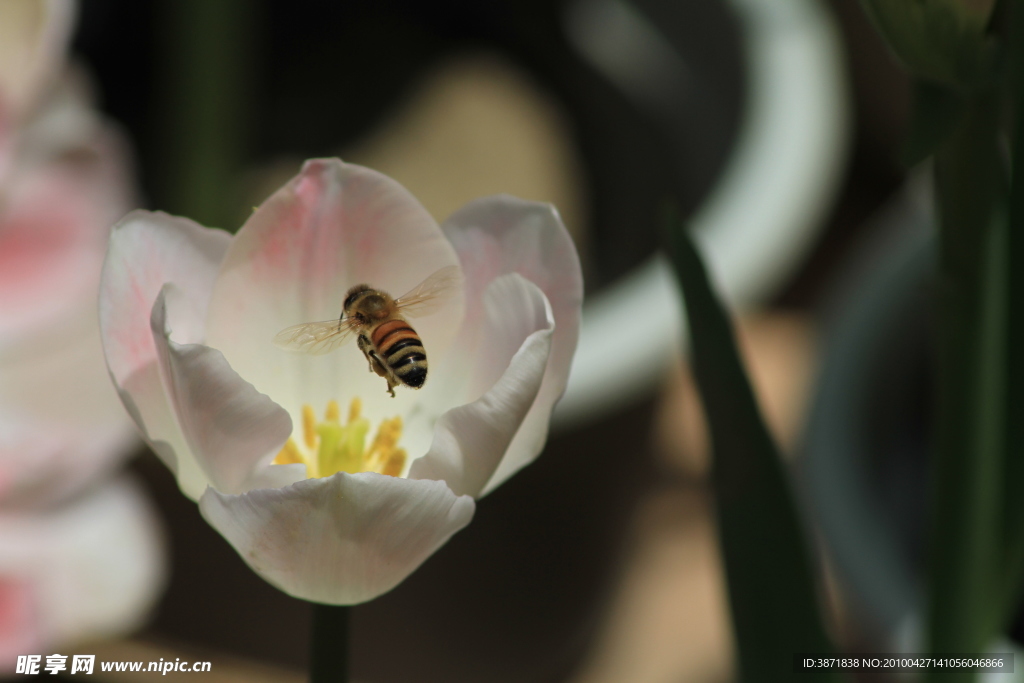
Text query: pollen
272 398 408 479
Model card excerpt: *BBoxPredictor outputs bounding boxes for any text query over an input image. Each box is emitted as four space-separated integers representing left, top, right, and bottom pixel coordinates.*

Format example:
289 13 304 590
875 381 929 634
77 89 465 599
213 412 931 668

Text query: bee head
343 285 391 321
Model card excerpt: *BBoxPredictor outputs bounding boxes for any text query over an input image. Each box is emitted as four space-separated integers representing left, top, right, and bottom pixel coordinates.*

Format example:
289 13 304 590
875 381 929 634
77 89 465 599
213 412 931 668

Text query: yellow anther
325 399 340 423
371 416 402 451
302 405 318 451
273 438 312 478
273 438 304 465
381 448 407 478
348 397 362 424
364 416 405 476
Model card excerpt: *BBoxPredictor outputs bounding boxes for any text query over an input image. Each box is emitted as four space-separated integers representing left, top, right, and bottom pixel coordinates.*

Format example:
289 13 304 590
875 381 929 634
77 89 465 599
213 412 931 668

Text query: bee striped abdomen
372 319 428 388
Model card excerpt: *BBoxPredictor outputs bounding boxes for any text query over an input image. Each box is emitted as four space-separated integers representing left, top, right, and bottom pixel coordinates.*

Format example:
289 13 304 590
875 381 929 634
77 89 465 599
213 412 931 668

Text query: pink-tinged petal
442 196 581 338
101 211 229 381
0 577 40 670
441 197 583 493
99 211 230 499
410 275 553 497
0 416 132 510
0 170 97 336
0 0 75 123
204 159 463 429
0 476 165 659
0 288 136 506
0 144 127 338
150 287 297 495
199 472 474 605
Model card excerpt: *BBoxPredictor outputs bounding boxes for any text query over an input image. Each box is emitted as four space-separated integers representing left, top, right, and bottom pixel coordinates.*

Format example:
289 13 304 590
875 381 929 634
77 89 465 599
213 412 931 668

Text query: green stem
310 604 349 683
156 0 256 229
926 92 1005 681
998 0 1024 628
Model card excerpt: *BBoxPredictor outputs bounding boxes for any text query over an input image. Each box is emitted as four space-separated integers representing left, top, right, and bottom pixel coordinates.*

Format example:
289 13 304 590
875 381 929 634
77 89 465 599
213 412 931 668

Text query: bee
272 266 460 397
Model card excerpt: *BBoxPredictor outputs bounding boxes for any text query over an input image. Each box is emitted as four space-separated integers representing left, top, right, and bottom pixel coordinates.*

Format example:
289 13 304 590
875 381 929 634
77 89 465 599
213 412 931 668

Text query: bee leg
378 367 397 397
373 359 398 397
368 353 389 378
359 335 388 376
358 335 399 398
357 336 372 372
367 351 397 397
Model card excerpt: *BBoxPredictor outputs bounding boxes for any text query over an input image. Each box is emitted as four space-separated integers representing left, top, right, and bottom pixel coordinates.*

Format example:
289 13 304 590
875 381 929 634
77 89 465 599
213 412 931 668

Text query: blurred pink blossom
0 0 164 666
0 2 135 508
0 478 164 670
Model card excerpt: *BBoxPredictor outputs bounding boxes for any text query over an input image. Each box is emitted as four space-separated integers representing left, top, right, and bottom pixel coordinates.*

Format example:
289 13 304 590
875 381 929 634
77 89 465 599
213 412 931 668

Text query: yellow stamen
364 416 407 475
302 405 318 451
325 399 340 423
273 438 311 478
381 448 407 477
272 398 407 480
273 438 304 465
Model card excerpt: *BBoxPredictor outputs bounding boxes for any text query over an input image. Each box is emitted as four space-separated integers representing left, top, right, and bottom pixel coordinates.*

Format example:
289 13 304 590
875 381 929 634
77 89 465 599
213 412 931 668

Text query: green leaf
666 211 839 683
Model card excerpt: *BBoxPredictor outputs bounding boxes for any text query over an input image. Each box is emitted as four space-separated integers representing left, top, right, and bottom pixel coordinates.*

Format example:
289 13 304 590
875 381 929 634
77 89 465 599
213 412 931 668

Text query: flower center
272 398 407 479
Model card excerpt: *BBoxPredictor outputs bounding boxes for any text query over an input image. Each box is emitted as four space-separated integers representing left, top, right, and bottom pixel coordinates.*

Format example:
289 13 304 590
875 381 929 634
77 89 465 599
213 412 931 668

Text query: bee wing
393 265 462 318
272 318 359 356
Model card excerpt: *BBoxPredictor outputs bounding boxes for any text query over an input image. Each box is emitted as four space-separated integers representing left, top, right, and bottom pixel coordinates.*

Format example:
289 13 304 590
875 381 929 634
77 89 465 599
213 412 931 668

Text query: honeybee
273 266 461 397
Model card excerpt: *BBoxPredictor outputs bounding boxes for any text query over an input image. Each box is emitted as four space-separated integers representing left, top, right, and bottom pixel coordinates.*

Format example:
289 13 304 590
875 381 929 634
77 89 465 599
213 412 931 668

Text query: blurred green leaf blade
667 211 840 683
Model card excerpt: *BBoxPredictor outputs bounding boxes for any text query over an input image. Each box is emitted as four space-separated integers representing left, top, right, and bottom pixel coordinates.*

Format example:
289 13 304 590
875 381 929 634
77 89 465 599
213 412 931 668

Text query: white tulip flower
100 159 582 604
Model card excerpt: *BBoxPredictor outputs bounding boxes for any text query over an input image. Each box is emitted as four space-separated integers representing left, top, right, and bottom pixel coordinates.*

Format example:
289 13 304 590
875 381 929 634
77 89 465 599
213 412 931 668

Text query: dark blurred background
66 0 915 681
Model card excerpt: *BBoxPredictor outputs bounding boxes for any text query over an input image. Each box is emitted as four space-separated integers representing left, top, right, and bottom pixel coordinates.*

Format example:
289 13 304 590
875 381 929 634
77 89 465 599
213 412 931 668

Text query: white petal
117 364 208 499
410 274 553 498
441 197 582 493
99 210 230 499
204 158 463 438
0 476 166 667
150 286 298 495
199 472 474 605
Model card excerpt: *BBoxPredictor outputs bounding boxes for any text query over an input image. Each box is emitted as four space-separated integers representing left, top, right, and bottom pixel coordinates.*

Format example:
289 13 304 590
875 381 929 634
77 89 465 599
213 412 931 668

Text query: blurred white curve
555 0 849 428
